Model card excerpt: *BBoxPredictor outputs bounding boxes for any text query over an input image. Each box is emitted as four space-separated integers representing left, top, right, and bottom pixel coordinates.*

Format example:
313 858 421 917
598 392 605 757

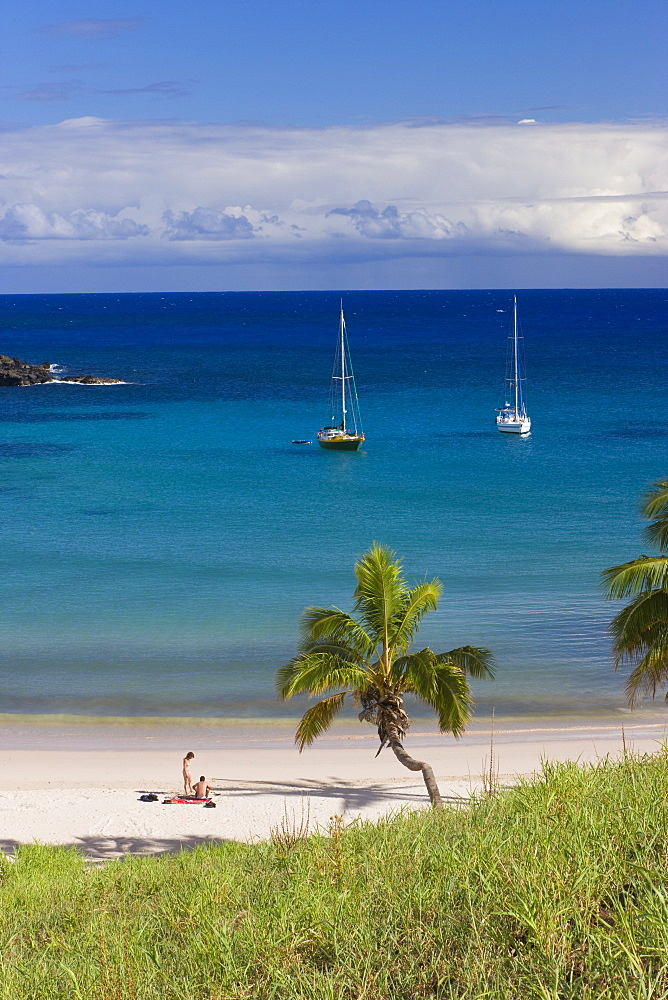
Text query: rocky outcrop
59 376 126 384
0 355 54 386
0 355 123 386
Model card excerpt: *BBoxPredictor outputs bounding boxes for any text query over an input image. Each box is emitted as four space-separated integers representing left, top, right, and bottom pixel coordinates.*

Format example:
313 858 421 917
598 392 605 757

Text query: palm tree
276 542 495 807
602 479 668 703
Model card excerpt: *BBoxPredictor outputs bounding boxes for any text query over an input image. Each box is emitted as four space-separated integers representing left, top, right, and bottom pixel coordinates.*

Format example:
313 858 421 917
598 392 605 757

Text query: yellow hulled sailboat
317 303 365 451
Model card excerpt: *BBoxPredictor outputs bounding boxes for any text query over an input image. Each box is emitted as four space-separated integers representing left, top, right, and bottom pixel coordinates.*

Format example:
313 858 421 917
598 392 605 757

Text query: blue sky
1 1 666 291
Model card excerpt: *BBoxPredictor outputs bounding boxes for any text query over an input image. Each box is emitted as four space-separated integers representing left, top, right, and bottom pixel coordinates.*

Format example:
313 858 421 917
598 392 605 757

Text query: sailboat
317 303 365 451
496 295 531 435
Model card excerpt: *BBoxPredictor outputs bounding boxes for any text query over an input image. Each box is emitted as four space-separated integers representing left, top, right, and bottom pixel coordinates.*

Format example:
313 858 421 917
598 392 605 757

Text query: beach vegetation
277 542 495 806
603 478 668 703
1 749 667 998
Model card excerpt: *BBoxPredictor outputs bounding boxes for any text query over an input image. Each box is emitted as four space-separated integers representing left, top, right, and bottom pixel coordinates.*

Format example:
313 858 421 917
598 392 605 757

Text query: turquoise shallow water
0 289 666 719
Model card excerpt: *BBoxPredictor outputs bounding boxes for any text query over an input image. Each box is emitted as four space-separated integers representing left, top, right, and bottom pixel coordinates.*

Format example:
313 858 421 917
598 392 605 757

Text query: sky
0 0 666 292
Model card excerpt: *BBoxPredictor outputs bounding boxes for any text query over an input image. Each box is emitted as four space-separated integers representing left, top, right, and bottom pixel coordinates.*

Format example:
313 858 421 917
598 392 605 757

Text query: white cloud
328 200 467 241
0 117 665 274
0 203 148 241
162 207 254 241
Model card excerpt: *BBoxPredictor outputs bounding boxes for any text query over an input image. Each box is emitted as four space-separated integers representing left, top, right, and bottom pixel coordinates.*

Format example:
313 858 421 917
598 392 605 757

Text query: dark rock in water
0 355 121 386
0 355 54 386
59 375 126 385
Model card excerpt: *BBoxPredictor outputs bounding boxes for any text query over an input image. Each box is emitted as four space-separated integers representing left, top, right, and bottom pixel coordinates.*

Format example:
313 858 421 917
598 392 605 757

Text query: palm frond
612 623 668 675
601 481 668 705
276 653 368 700
278 543 494 747
389 580 442 653
300 638 366 661
624 638 668 704
353 542 407 643
295 692 347 750
606 586 668 703
401 648 473 737
642 479 668 551
609 589 668 663
299 607 375 658
438 645 497 681
602 556 668 598
390 653 412 686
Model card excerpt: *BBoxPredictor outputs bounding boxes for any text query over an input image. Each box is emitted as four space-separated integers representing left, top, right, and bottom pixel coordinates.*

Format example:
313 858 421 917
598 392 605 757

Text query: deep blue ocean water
0 289 666 721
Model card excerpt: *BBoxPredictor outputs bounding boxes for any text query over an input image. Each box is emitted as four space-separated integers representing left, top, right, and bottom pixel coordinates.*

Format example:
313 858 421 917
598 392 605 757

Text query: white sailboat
317 303 365 451
496 295 531 435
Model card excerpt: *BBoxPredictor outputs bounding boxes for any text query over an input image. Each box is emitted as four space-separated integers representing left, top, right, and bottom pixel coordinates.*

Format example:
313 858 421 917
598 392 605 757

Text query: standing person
182 751 195 795
193 776 212 800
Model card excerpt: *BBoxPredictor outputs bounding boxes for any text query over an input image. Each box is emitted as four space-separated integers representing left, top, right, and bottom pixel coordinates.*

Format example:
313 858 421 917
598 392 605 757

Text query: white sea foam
48 365 130 384
35 378 130 386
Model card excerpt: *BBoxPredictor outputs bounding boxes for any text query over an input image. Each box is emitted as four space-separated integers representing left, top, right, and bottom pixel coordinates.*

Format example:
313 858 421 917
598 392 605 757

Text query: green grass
2 749 668 999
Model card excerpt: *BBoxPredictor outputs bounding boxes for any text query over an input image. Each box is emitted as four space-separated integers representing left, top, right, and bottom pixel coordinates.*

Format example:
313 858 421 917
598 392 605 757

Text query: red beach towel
163 797 211 805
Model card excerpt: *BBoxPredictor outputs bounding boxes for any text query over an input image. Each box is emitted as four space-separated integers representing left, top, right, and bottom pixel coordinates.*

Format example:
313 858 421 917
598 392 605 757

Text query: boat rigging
496 295 531 435
317 303 365 451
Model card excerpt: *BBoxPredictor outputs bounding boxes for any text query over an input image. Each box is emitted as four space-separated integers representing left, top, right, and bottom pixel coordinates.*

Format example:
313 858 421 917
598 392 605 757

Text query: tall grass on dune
2 750 668 999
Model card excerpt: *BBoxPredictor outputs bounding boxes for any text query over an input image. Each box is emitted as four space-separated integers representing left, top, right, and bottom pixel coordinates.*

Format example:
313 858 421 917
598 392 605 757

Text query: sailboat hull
318 435 364 451
497 418 531 434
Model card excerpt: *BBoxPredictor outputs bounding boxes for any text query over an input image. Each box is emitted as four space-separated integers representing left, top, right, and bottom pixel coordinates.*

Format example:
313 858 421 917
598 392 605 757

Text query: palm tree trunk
385 726 443 808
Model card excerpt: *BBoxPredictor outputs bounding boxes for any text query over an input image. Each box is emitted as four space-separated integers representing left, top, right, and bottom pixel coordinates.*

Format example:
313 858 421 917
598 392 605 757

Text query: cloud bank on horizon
0 117 666 285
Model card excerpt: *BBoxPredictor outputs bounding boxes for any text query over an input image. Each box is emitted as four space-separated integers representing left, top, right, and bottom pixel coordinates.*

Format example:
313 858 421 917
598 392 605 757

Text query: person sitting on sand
183 752 195 795
193 776 212 799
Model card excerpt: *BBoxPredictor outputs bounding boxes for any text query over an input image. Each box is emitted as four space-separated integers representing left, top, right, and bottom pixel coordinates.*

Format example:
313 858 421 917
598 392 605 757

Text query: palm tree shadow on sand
0 834 235 862
208 776 469 812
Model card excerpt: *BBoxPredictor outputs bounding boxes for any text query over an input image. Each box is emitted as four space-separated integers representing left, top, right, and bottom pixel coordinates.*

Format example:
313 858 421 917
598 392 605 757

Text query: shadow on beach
208 776 467 811
0 834 234 863
0 781 470 862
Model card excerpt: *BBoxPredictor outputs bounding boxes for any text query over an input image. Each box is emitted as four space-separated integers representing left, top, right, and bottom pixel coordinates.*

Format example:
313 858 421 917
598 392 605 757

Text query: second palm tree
603 478 668 703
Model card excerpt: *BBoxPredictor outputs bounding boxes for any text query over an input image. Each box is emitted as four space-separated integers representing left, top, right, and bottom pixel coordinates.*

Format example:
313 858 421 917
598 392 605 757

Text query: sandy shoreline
1 714 666 859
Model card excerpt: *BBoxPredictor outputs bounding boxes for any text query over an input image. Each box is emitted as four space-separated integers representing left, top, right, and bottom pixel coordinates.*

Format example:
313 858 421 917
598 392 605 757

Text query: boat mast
513 296 519 418
340 301 347 433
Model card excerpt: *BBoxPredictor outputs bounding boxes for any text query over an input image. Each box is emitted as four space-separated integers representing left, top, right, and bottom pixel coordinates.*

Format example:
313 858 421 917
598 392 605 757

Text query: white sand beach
1 715 666 860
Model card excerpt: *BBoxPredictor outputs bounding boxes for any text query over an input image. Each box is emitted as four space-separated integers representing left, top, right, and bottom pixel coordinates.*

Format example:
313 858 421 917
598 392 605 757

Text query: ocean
0 289 666 724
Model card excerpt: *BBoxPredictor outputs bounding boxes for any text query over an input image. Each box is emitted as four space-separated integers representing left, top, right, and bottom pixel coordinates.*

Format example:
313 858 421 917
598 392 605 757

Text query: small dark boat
292 439 313 444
